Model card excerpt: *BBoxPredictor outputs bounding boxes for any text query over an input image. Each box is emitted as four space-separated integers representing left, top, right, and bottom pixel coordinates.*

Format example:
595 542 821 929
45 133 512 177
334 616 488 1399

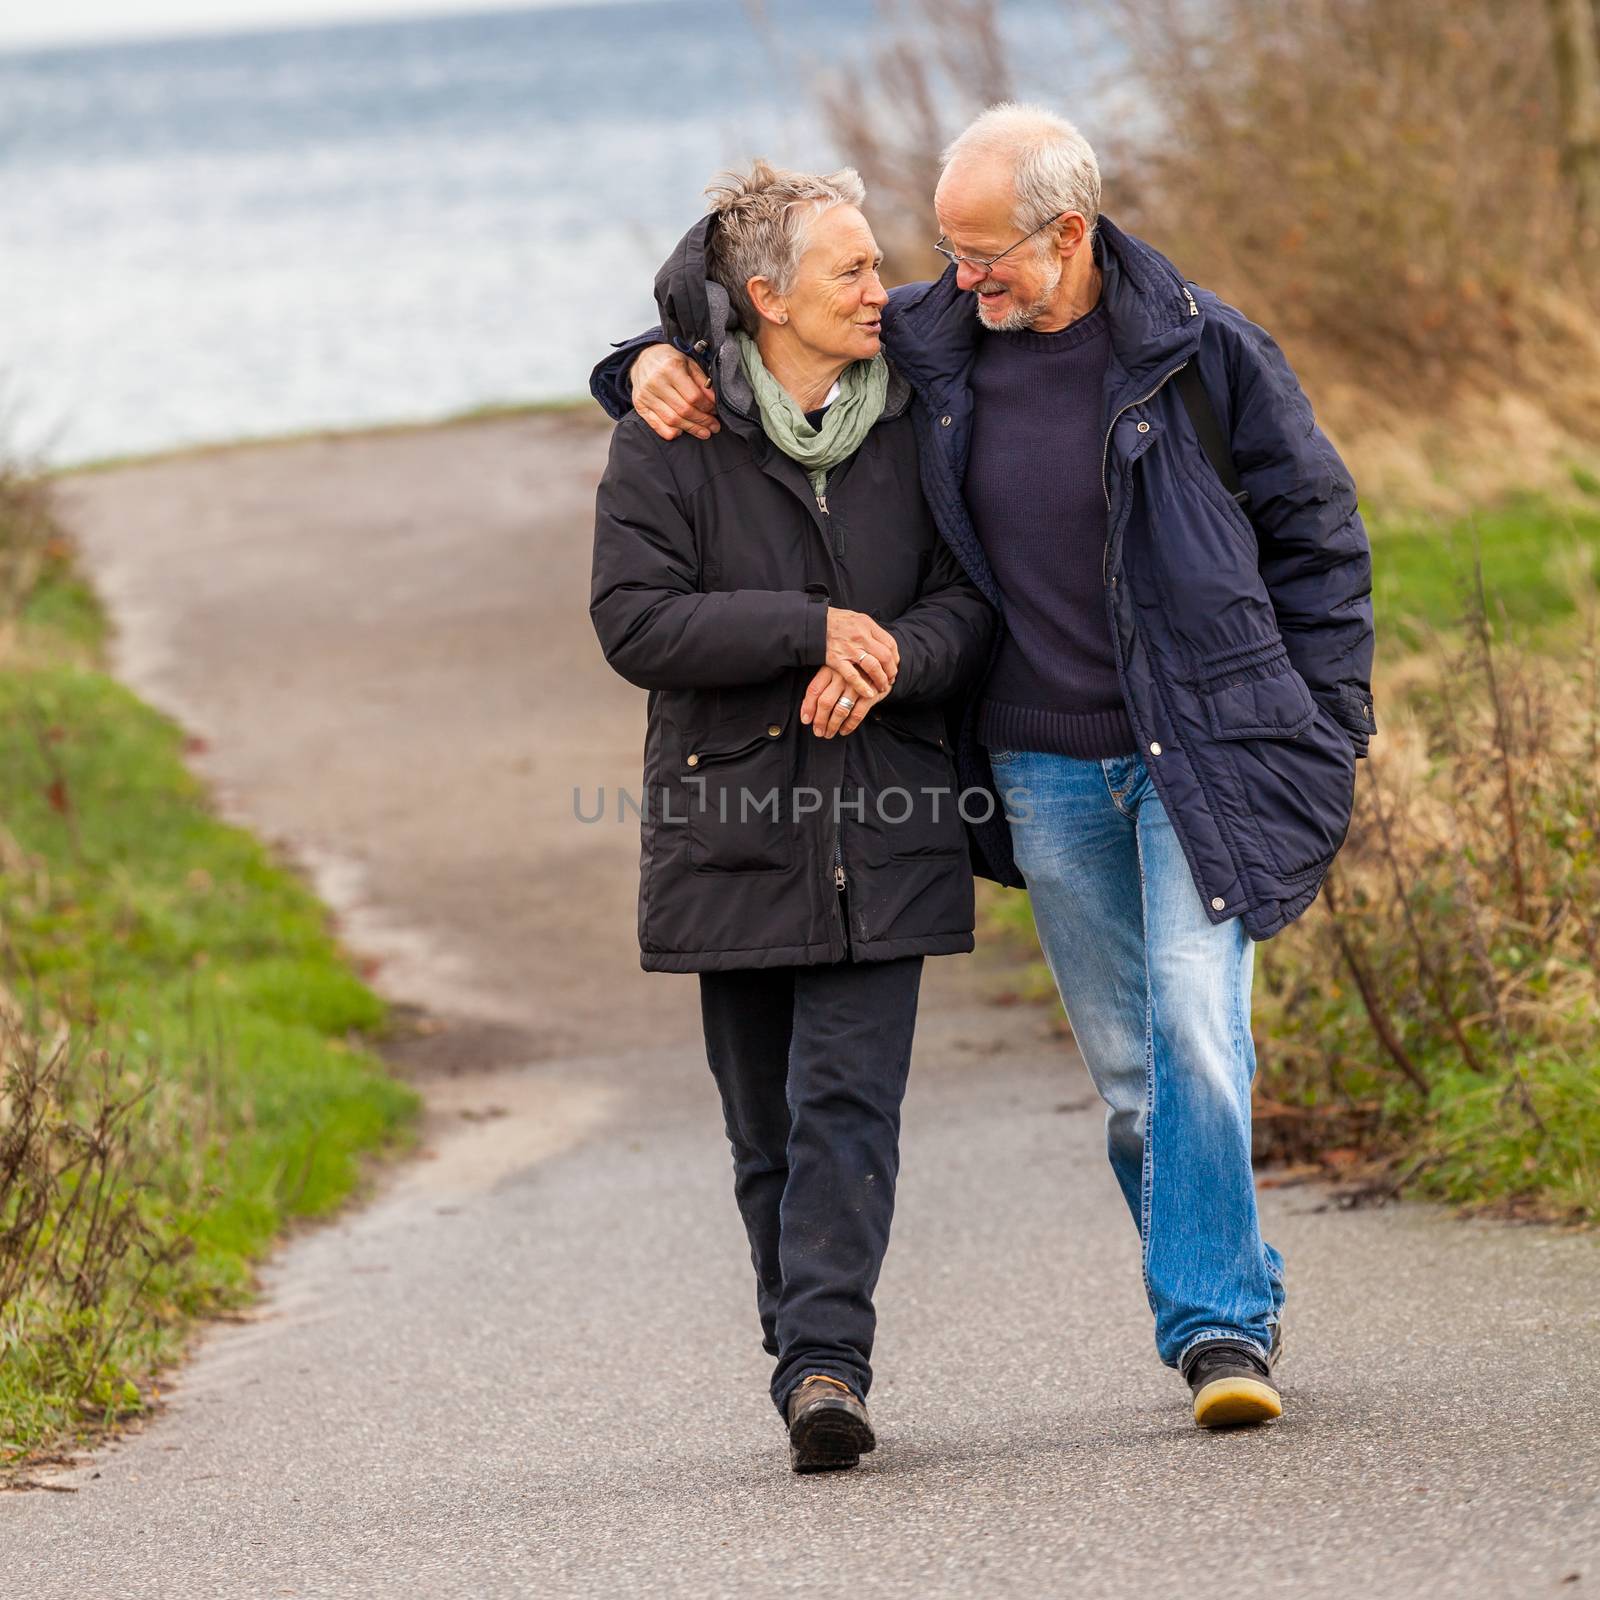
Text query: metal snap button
767 724 782 737
1136 421 1150 434
940 415 952 426
686 753 699 767
1149 741 1162 756
1211 896 1226 911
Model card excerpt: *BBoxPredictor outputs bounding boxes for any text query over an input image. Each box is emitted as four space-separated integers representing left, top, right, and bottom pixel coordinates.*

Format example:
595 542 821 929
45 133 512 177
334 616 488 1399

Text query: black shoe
786 1374 875 1473
1184 1340 1283 1429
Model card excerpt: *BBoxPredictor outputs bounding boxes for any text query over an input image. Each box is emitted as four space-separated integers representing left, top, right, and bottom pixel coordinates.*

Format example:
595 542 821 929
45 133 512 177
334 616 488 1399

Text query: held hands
630 345 720 441
801 665 882 738
824 607 898 699
801 610 901 738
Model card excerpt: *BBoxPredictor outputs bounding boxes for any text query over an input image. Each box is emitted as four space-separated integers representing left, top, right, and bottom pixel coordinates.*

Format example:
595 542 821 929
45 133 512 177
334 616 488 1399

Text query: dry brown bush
0 995 189 1447
1105 0 1600 494
1109 1 1566 379
1252 581 1600 1216
0 466 55 628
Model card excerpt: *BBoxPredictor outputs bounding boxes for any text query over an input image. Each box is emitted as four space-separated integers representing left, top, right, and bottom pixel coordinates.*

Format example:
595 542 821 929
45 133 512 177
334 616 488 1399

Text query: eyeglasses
933 213 1065 274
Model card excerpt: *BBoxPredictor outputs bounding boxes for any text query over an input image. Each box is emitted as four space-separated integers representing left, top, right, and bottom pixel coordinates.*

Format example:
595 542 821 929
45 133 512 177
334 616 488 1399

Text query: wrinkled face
773 205 888 363
934 160 1063 332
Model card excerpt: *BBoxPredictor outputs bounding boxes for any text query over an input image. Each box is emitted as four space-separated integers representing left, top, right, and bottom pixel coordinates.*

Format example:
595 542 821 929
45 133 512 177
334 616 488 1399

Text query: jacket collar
885 214 1202 408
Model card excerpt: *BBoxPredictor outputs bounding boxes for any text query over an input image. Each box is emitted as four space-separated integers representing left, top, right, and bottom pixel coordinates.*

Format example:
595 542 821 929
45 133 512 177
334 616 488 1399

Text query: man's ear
747 275 790 328
1056 212 1089 262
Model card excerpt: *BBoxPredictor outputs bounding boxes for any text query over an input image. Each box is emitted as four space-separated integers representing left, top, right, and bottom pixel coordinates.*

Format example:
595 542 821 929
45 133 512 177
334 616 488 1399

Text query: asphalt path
5 412 1598 1598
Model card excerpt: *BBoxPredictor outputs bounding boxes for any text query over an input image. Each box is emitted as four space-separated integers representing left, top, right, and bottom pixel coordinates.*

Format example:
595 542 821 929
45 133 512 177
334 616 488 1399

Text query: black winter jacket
590 216 996 972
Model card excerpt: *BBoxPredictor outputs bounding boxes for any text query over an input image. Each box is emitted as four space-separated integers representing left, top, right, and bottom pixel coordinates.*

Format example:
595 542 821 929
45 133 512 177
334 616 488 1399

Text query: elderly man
590 103 1376 1429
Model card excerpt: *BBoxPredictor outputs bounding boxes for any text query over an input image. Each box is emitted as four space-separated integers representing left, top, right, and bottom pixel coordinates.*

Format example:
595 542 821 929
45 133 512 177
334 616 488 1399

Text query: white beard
974 255 1064 332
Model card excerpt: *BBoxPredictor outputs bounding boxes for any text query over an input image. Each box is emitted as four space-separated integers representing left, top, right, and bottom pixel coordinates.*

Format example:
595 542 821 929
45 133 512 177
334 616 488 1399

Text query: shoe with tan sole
1184 1340 1283 1428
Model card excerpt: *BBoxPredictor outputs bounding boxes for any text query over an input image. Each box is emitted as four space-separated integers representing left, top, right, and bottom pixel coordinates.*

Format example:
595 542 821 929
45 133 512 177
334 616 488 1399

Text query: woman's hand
801 664 883 738
825 608 899 700
629 345 720 441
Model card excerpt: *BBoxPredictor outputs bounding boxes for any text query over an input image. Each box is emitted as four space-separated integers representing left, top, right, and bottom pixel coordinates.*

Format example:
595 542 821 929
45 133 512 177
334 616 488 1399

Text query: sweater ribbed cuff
977 697 1137 760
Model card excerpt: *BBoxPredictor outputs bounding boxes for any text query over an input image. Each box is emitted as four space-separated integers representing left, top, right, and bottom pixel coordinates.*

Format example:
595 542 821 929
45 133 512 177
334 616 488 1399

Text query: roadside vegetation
1249 572 1600 1220
984 489 1600 1221
0 463 417 1475
828 0 1600 1220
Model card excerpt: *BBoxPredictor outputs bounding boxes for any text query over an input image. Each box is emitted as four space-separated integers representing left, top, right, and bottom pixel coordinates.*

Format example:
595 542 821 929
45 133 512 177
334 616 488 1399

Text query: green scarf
734 331 889 499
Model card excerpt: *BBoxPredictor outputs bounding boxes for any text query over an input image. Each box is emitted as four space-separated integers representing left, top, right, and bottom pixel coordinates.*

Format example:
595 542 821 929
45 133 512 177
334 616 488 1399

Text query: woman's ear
747 276 790 327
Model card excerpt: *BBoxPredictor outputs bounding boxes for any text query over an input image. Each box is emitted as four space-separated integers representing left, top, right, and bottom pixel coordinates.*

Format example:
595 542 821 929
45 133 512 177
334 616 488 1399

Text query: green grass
975 882 1056 1005
0 556 418 1466
1408 1057 1600 1219
1368 486 1600 650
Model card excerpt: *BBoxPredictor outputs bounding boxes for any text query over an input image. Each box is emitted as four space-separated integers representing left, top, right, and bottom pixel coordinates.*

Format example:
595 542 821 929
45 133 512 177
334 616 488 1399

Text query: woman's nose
862 272 889 308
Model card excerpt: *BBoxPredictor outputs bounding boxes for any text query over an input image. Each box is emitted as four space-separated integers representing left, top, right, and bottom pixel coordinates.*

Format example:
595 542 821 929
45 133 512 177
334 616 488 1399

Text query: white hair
941 102 1102 234
703 159 867 335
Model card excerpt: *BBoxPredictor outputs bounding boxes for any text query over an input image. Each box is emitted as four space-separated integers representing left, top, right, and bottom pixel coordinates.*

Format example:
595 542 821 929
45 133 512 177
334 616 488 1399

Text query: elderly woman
591 162 994 1473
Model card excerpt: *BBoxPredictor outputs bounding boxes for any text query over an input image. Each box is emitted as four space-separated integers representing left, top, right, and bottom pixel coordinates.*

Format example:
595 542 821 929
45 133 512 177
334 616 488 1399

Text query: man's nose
955 259 986 292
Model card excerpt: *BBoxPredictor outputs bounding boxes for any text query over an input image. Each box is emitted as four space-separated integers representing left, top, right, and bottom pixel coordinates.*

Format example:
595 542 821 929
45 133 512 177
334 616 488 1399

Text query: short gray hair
703 159 867 335
941 103 1102 235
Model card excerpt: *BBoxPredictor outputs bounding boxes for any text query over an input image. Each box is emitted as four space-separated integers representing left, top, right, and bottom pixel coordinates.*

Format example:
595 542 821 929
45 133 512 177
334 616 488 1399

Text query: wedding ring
838 695 856 711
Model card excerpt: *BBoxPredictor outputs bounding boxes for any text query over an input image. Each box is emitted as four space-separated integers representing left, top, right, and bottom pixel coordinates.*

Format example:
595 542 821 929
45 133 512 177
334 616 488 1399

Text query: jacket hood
653 213 726 355
651 213 911 424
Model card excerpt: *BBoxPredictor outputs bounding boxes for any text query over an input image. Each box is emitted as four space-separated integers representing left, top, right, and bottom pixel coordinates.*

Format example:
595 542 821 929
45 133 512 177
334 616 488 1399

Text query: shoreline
45 393 601 479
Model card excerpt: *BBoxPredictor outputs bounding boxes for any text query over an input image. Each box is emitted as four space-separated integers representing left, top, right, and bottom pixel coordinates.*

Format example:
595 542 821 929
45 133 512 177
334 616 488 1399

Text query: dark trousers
697 956 924 1416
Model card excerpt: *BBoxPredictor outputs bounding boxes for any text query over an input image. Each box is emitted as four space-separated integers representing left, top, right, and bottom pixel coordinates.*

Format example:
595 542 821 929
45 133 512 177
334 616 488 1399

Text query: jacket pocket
1199 649 1355 878
679 727 793 874
867 706 966 860
1200 646 1318 740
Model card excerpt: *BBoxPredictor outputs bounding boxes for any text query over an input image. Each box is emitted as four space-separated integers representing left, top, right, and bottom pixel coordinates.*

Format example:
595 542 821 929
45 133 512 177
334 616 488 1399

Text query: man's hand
801 665 883 738
630 344 720 441
824 608 899 700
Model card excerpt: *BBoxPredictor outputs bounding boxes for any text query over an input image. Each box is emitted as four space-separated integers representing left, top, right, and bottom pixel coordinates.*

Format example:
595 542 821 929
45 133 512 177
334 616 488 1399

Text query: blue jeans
989 746 1285 1370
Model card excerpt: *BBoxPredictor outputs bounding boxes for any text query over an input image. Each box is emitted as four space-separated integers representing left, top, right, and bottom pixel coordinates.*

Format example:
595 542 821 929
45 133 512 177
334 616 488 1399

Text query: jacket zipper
832 834 849 967
1098 360 1188 783
814 478 847 941
1100 360 1188 584
816 486 843 559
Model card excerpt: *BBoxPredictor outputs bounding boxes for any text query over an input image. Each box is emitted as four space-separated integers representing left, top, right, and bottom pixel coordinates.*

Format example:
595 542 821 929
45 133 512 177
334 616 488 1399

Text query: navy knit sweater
966 301 1136 759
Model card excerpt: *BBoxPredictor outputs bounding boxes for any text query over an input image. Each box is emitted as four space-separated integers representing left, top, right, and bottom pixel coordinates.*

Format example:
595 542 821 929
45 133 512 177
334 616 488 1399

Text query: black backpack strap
1174 360 1249 509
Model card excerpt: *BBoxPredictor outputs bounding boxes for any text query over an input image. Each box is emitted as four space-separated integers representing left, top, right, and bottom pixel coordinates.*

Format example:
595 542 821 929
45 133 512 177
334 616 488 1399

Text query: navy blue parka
592 217 1376 941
